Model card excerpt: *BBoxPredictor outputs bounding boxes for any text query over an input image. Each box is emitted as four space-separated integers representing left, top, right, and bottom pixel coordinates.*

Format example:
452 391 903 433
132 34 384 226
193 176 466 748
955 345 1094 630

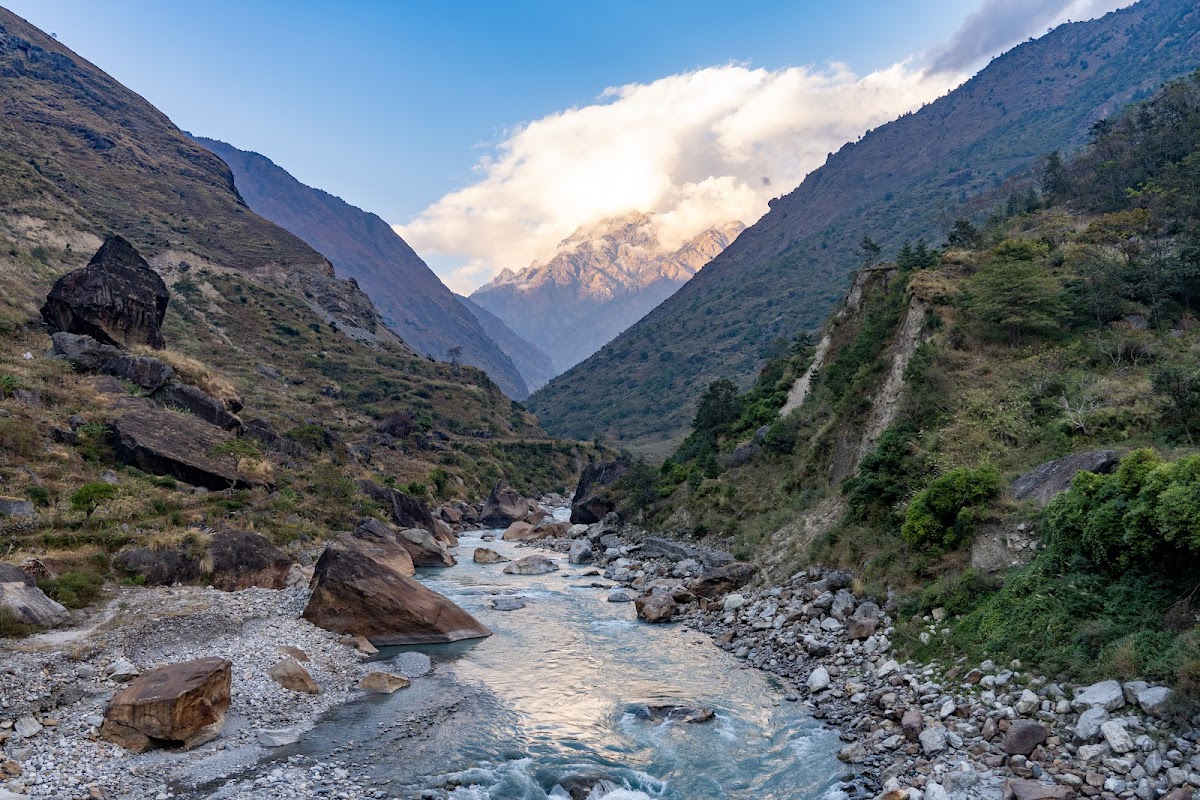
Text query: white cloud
397 62 963 294
397 1 1132 295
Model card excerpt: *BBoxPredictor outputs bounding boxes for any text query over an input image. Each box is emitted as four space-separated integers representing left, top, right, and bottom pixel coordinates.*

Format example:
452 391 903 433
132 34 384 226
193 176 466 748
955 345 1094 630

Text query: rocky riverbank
524 515 1200 800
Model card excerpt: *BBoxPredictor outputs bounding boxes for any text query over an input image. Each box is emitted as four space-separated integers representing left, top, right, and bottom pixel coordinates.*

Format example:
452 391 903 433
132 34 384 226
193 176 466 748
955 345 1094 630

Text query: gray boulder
503 555 558 575
0 563 68 627
52 332 175 391
570 460 630 524
153 384 241 431
1010 450 1118 506
568 540 593 564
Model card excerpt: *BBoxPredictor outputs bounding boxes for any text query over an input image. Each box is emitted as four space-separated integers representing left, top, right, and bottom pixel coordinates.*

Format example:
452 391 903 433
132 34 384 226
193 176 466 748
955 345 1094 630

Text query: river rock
1135 686 1172 717
0 563 67 627
358 672 411 694
473 547 509 564
339 520 416 577
570 459 630 524
153 383 241 430
607 588 635 603
634 705 714 723
1002 720 1048 756
357 481 437 534
432 518 458 547
807 666 831 692
480 479 530 526
267 657 318 695
920 727 947 755
902 709 924 741
688 562 755 599
302 545 491 645
111 400 268 490
1010 450 1118 506
1074 679 1125 711
1003 778 1076 800
490 597 526 611
106 658 140 682
1100 719 1134 753
257 729 300 747
568 540 593 564
395 527 455 567
634 593 677 623
533 520 571 539
501 521 546 542
503 555 558 575
100 657 232 753
41 235 169 349
555 776 622 800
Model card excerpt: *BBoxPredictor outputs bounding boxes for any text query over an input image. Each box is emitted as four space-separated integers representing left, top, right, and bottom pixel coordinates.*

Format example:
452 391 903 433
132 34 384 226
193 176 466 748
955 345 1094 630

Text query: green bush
38 570 103 609
25 486 51 507
70 482 118 517
901 465 1002 547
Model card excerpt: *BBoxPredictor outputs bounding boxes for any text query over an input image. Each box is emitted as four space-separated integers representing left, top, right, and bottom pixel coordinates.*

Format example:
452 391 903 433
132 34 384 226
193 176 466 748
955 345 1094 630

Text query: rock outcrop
52 332 175 392
116 530 290 590
100 657 232 753
153 384 241 431
480 479 530 526
1010 450 1119 506
570 460 630 524
41 236 170 349
0 563 67 627
357 481 436 533
302 545 490 645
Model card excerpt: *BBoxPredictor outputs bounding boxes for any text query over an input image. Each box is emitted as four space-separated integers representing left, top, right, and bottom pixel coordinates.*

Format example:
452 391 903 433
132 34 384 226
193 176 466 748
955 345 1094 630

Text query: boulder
52 332 175 391
634 705 714 724
845 602 880 640
267 657 318 695
1100 719 1134 753
806 666 831 692
395 527 455 567
257 729 299 747
501 521 545 542
1001 720 1047 756
41 236 169 349
901 709 923 742
342 520 416 576
473 547 509 564
116 530 290 590
153 384 241 431
111 401 268 490
568 540 593 564
0 498 36 518
919 727 947 755
688 562 755 599
1003 779 1075 800
634 593 677 623
1073 679 1125 711
533 520 571 539
1075 706 1108 742
435 505 463 524
503 555 559 575
490 597 526 611
302 545 490 645
480 479 529 527
432 518 458 547
570 460 630 524
1010 450 1118 506
607 588 636 603
0 563 67 627
99 657 232 753
1135 686 1172 717
358 672 410 694
357 481 436 534
554 775 622 800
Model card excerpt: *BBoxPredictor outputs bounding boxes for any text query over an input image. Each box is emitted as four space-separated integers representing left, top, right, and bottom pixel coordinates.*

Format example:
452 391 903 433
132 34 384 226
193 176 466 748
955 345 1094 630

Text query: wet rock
267 657 318 695
473 547 509 564
568 540 593 564
358 672 411 694
0 563 67 627
607 588 636 603
489 597 526 611
52 332 175 391
634 705 714 723
1002 720 1048 756
1010 450 1118 506
480 479 530 526
570 459 630 524
340 520 416 577
634 593 677 623
153 384 241 431
688 562 755 599
41 236 169 349
503 555 558 575
554 775 621 800
302 545 490 645
100 657 232 753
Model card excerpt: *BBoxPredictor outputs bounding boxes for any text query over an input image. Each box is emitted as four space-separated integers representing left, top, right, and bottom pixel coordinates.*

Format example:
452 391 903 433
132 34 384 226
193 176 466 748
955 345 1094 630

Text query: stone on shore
473 547 509 564
688 562 755 599
395 527 455 567
503 555 559 575
267 657 318 695
0 563 68 627
902 709 923 742
1003 778 1076 800
302 545 490 645
568 540 594 564
806 666 831 692
1002 720 1048 756
338 520 417 577
634 705 714 724
100 657 232 753
501 521 546 542
480 479 531 526
490 597 526 611
607 588 635 603
358 672 411 694
634 593 677 623
257 729 300 747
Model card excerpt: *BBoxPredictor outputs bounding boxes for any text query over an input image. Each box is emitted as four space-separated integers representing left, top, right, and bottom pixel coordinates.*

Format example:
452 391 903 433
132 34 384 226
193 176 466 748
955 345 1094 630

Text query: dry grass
132 346 241 409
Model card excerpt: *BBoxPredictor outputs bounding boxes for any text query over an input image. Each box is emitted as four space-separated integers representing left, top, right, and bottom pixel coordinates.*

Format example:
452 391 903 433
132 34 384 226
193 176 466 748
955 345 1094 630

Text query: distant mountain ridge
471 213 744 372
194 137 539 399
527 0 1200 456
455 294 556 393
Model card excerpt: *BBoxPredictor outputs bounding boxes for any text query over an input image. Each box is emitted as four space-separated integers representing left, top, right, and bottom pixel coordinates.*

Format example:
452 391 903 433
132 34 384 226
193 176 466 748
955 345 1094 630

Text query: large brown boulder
341 520 416 576
570 460 630 524
1010 450 1118 506
396 527 455 567
116 531 290 590
688 562 756 599
302 545 490 645
1002 720 1048 756
500 521 548 542
100 657 232 753
480 479 530 527
0 563 68 627
111 401 269 491
635 593 678 623
42 236 169 349
358 481 436 533
52 332 175 391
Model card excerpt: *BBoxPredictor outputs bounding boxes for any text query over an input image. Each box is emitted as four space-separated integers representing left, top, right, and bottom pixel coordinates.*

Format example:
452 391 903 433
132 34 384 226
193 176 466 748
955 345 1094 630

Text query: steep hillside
194 138 535 400
472 213 744 371
610 72 1200 688
528 0 1200 457
456 293 556 393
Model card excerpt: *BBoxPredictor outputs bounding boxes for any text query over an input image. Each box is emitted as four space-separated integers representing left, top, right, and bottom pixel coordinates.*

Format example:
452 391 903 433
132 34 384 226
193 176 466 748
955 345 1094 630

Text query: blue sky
4 1 1129 290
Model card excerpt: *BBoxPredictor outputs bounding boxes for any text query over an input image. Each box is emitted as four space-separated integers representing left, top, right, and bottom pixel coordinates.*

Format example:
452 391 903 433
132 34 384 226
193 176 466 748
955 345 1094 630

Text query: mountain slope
471 213 744 372
527 0 1200 457
456 293 556 393
194 138 534 400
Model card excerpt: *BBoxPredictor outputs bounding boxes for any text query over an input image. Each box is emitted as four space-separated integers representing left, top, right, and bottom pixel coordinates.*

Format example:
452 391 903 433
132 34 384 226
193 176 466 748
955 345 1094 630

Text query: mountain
527 0 1200 457
456 294 556 393
0 5 587 514
471 213 744 372
193 138 535 400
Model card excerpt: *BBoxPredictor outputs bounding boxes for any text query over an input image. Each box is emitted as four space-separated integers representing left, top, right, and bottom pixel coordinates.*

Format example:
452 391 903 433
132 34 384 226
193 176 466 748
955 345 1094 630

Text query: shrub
70 482 118 517
0 608 33 638
901 465 1002 547
25 486 51 507
38 570 103 609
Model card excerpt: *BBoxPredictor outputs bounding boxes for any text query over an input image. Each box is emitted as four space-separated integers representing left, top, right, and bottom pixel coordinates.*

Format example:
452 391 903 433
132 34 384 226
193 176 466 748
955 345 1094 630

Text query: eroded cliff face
471 213 744 372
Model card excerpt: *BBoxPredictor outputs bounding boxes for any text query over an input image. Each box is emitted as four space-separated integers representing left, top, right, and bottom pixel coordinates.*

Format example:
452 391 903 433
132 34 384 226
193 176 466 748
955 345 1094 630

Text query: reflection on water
302 513 844 799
